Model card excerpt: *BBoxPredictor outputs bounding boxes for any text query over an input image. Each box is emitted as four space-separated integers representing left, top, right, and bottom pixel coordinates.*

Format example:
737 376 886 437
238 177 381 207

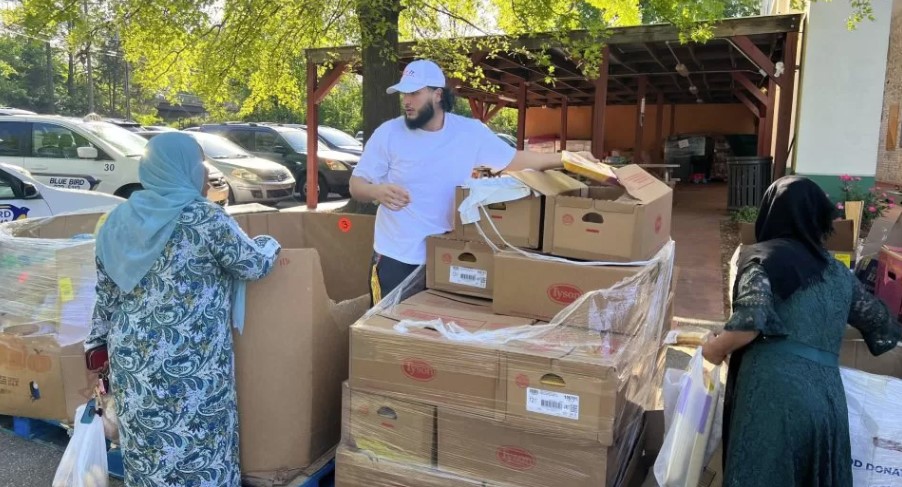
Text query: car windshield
192 132 251 159
319 127 361 148
82 122 148 157
278 129 308 152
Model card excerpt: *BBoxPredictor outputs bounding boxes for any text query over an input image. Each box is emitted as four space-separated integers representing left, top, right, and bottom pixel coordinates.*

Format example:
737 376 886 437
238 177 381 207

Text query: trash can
727 157 773 210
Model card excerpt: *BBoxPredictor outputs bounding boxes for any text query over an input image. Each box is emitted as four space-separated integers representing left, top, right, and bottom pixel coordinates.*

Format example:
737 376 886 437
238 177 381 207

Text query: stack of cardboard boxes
337 166 676 486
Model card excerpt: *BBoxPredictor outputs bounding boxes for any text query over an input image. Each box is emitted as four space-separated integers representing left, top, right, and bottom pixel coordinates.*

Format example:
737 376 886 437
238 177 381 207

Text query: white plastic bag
655 347 723 487
841 367 902 487
53 402 109 487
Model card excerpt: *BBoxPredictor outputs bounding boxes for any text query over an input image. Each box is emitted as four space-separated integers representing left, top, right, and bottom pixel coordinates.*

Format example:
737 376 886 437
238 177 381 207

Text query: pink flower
836 203 845 210
890 203 897 209
883 193 888 198
840 175 852 182
868 206 877 213
855 177 862 182
890 197 896 203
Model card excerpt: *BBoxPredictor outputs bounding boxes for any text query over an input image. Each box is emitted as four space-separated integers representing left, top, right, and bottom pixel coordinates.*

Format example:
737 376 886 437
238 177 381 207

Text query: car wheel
297 174 330 203
116 184 143 199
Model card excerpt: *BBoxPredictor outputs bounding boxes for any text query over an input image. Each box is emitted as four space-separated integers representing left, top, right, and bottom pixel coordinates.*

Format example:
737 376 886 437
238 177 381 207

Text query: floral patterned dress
723 258 900 486
87 202 279 487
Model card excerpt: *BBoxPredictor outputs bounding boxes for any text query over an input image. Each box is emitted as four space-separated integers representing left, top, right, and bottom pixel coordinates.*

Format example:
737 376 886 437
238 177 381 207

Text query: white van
0 163 124 222
0 114 229 204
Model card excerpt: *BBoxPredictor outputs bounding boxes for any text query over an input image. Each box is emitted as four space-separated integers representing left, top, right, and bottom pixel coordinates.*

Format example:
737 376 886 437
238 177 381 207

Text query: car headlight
231 168 262 183
324 159 349 171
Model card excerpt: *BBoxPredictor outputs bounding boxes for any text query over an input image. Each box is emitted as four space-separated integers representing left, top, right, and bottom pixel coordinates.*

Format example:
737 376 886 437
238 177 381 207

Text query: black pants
370 252 424 307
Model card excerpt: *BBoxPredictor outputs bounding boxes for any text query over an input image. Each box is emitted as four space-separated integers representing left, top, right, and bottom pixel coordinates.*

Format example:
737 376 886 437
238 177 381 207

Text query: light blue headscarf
96 132 208 293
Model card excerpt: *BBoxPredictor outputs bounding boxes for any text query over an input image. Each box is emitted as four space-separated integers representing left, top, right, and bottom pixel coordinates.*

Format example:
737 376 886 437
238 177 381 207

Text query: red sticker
338 217 352 233
562 214 574 226
441 253 452 265
655 215 663 234
515 373 530 389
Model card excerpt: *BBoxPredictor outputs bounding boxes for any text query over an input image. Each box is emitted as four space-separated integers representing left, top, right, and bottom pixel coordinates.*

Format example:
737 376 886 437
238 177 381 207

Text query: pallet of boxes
336 155 677 487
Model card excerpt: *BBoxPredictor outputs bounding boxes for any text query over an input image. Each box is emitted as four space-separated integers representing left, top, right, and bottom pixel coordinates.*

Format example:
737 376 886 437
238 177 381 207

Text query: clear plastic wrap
841 367 902 487
0 210 110 346
344 241 674 487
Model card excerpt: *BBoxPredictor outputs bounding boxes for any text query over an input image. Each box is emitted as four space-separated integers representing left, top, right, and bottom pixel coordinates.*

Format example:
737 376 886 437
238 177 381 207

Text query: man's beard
405 103 436 130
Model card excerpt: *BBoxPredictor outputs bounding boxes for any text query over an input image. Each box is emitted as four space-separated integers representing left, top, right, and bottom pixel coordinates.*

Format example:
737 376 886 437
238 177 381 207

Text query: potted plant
732 206 759 245
837 175 896 235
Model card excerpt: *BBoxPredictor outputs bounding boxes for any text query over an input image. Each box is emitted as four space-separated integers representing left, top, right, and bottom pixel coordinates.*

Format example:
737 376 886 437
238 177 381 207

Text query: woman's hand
702 335 726 365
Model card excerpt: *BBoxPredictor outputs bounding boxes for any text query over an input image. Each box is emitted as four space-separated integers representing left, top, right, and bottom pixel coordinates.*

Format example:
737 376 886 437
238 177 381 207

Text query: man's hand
374 183 411 211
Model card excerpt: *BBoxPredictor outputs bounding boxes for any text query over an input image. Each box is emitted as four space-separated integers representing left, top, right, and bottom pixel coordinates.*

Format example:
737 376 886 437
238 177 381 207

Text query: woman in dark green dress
702 176 901 486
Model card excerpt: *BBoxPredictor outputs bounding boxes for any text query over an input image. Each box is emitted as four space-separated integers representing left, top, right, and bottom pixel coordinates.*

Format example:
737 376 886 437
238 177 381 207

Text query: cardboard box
544 165 672 262
344 384 436 465
840 327 902 379
426 236 496 299
492 252 642 321
232 211 375 483
335 446 505 487
437 407 644 487
739 219 857 268
0 333 95 421
502 329 652 445
452 171 586 249
349 290 536 414
874 246 902 321
0 212 103 421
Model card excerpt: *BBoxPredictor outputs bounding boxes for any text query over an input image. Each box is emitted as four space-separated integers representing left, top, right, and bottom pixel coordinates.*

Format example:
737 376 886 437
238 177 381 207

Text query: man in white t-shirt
351 59 598 304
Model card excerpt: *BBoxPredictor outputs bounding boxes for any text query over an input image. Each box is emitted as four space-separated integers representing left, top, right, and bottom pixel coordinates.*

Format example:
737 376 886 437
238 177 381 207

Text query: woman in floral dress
87 133 280 486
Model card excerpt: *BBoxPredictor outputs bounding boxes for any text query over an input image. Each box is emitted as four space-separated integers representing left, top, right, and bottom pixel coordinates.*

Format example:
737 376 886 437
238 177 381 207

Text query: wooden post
773 32 799 178
634 75 647 162
592 46 610 160
560 98 569 152
670 104 676 135
758 78 776 158
655 92 665 163
517 82 527 150
306 61 319 209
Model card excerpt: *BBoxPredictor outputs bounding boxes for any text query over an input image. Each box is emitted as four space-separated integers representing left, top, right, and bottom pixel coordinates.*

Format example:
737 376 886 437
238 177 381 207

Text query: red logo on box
655 215 663 234
547 284 583 305
338 217 352 233
515 373 530 389
562 214 574 226
496 446 536 471
441 253 452 265
402 359 435 382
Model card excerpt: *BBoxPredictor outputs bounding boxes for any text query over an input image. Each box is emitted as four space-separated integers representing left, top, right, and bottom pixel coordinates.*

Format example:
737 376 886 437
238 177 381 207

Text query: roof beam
730 35 784 87
732 71 767 105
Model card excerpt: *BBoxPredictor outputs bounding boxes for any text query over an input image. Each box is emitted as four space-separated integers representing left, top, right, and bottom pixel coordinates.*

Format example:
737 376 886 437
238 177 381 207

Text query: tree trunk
356 0 401 143
45 42 55 113
67 51 75 98
85 42 94 113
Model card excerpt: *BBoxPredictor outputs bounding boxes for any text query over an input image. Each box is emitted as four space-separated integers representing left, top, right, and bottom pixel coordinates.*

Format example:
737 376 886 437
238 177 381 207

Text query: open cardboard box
544 165 673 262
451 171 586 249
231 211 375 483
739 219 858 268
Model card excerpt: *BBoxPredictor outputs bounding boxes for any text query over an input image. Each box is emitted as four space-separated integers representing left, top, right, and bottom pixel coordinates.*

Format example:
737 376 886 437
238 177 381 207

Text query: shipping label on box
427 237 495 299
545 165 672 262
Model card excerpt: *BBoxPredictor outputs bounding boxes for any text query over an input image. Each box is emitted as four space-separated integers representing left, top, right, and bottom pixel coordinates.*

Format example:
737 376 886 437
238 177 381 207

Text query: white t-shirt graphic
353 113 516 265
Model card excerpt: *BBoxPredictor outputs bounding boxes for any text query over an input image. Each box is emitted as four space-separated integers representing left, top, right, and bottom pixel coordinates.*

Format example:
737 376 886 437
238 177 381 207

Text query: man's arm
504 150 600 172
350 176 410 211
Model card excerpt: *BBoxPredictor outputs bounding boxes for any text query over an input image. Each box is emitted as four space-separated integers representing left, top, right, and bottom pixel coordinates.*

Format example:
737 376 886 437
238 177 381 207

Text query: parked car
496 133 517 148
0 163 124 222
0 107 37 116
105 118 145 132
0 115 229 205
355 131 364 143
301 125 363 156
198 122 358 201
188 132 295 205
143 125 178 132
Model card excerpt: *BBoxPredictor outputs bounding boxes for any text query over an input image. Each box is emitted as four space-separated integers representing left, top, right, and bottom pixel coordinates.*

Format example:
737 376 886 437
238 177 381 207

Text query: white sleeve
352 123 392 184
473 120 517 172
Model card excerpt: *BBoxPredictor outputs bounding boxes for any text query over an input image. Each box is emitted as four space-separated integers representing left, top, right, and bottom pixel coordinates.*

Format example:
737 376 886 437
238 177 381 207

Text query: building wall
794 0 894 190
877 1 902 185
524 104 755 154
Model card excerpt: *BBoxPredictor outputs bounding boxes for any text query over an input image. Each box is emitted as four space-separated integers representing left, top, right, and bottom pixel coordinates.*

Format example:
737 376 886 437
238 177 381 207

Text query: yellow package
561 150 620 185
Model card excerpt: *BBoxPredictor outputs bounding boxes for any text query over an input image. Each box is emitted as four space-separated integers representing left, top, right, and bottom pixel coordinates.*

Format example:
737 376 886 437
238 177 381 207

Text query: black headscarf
736 176 836 300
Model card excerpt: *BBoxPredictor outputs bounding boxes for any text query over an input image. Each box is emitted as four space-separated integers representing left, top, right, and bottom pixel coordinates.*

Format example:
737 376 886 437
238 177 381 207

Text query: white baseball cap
386 59 446 94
